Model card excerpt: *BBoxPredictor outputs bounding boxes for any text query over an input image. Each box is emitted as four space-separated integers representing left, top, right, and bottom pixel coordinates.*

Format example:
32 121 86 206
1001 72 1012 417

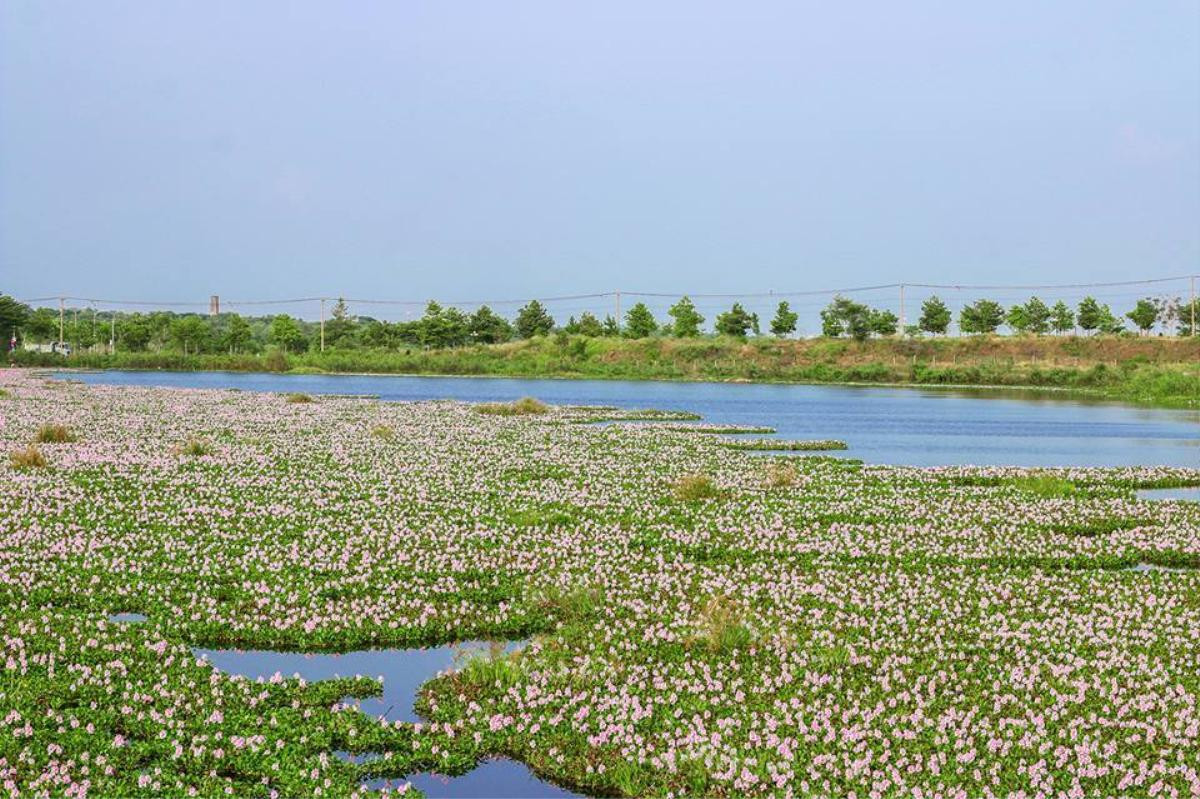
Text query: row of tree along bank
3 292 1196 358
14 334 1200 409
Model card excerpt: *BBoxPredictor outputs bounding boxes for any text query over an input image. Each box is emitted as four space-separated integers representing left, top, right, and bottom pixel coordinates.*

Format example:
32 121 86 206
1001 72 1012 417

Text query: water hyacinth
0 370 1198 797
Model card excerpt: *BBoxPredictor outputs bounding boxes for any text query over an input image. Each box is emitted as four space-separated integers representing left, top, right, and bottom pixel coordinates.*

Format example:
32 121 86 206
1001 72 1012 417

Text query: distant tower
209 295 220 316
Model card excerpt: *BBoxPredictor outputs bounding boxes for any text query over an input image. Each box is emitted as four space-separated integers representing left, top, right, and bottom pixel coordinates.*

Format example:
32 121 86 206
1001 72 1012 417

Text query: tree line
1 291 1196 356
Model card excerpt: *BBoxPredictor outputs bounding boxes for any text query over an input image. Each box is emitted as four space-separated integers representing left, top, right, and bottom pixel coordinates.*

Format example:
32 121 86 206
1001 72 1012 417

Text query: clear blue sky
1 1 1197 325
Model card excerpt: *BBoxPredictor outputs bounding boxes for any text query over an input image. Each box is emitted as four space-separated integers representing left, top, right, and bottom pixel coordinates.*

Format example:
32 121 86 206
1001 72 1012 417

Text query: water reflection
1136 487 1200 502
193 641 523 723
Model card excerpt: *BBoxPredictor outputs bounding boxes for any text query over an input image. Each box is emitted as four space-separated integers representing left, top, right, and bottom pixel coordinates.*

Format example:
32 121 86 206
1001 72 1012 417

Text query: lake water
58 370 1200 467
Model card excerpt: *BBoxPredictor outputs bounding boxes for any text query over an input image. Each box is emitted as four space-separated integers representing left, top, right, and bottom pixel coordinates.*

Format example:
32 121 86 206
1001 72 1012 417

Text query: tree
749 312 761 336
0 295 30 348
820 296 872 341
958 299 1004 334
223 314 253 353
601 315 621 337
1050 301 1074 335
270 314 308 353
918 296 951 335
1005 304 1030 334
417 301 468 348
515 300 554 338
769 301 798 337
715 303 753 337
623 302 657 338
324 298 356 347
468 305 512 344
868 309 898 337
574 311 604 337
1126 299 1158 335
1023 297 1051 335
1076 297 1109 334
118 315 153 351
667 296 704 337
1178 298 1200 336
170 316 210 355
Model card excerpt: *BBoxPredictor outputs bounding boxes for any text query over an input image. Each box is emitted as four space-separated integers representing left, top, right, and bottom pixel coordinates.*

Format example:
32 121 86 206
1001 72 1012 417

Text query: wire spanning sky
1 1 1197 305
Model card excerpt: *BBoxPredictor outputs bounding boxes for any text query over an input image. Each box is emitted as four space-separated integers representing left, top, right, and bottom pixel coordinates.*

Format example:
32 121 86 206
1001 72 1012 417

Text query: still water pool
58 370 1199 467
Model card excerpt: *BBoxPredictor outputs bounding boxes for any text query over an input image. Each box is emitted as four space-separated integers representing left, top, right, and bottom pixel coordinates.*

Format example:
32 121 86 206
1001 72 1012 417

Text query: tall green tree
623 303 657 338
223 314 253 353
715 303 753 337
601 315 621 337
515 300 554 338
918 296 951 335
769 301 798 337
468 305 513 344
1075 297 1116 334
0 295 30 348
820 296 872 341
1050 301 1074 334
868 308 898 337
324 298 357 347
418 301 469 348
118 315 153 351
1022 296 1051 335
1126 299 1158 335
170 316 211 354
667 296 704 337
574 311 604 337
958 299 1005 334
270 315 309 353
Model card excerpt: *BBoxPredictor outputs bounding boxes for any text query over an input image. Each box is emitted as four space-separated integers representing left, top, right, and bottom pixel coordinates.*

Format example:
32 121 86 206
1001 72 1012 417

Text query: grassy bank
14 333 1200 408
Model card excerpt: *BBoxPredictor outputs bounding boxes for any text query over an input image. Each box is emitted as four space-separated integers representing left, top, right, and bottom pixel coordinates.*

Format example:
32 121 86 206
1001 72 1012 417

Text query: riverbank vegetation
1 372 1198 796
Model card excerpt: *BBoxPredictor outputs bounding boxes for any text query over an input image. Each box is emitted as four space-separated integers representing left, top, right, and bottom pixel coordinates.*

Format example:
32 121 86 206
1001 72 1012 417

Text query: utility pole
898 283 906 334
320 298 326 352
110 311 116 355
58 297 65 347
1191 275 1196 337
614 291 621 323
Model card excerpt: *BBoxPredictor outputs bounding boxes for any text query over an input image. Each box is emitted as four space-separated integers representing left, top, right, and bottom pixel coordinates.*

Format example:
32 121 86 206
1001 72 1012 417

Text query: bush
285 393 313 404
473 397 549 416
765 463 797 487
673 474 723 501
9 445 47 470
34 423 76 444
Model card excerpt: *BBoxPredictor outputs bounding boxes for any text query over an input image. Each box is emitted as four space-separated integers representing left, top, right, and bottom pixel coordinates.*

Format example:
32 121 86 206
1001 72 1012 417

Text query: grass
9 445 47 470
764 462 798 487
474 397 550 416
692 594 753 653
34 423 76 443
672 473 724 501
285 392 314 403
174 437 215 457
721 438 848 451
370 424 396 441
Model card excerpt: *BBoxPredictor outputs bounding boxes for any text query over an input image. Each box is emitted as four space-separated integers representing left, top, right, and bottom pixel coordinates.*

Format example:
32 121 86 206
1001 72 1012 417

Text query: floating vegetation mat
1 370 1199 797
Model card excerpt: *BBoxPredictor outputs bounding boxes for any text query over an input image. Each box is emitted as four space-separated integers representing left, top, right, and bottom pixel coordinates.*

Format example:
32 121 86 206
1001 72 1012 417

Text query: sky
1 1 1197 328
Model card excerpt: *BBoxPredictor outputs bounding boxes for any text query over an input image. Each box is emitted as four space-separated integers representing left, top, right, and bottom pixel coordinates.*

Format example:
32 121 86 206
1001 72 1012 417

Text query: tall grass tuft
474 397 550 416
673 474 723 501
34 423 76 444
1011 474 1079 499
285 392 314 404
765 463 797 488
694 594 752 653
370 424 395 441
174 438 214 457
9 445 47 471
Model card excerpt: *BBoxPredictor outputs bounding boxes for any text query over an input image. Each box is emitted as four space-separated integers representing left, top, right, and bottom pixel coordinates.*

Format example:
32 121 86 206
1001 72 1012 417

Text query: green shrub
370 424 395 441
474 397 549 416
34 423 76 444
175 438 214 457
694 594 752 653
285 393 313 404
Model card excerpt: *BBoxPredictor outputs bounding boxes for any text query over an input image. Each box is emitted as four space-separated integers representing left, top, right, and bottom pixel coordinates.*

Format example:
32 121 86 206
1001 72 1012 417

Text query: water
193 641 523 723
59 370 1200 467
108 612 147 623
361 759 582 798
1136 487 1200 502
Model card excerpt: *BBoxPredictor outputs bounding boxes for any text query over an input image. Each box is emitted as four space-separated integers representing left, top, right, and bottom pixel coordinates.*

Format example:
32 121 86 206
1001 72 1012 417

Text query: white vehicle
23 342 72 356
